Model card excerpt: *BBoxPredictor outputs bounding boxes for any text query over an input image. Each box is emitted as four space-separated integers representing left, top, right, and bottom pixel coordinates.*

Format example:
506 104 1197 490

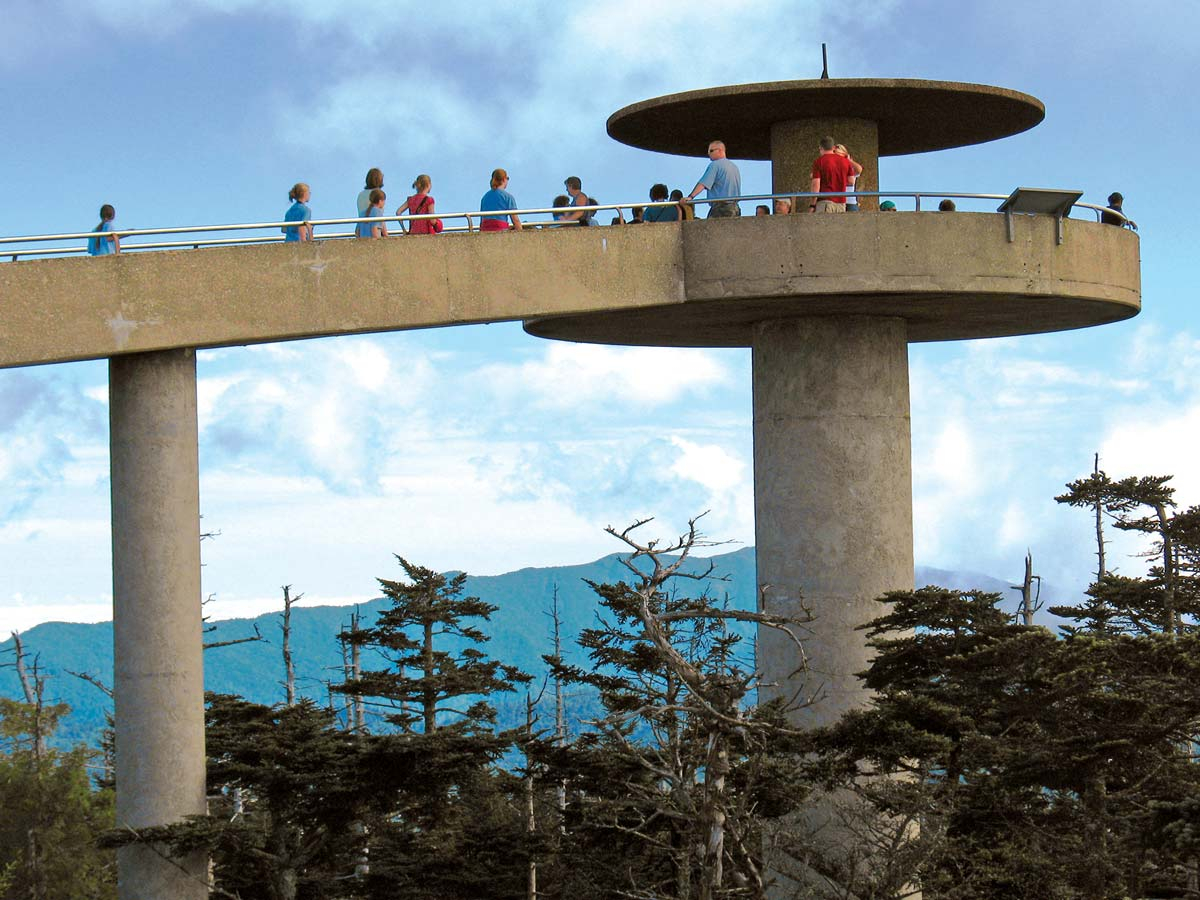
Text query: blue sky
1 0 1197 633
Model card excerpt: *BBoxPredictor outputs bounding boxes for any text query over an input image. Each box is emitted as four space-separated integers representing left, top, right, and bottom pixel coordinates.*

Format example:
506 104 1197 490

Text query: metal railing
0 192 1132 262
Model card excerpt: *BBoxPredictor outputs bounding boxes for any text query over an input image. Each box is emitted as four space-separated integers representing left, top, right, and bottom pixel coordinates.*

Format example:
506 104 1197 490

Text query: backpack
408 195 443 234
578 195 598 226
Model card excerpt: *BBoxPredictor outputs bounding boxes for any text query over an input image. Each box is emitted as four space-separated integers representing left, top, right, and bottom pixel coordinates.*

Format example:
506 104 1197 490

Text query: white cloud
1100 401 1200 502
479 343 729 411
197 374 244 425
2 601 113 635
669 436 744 493
335 340 390 390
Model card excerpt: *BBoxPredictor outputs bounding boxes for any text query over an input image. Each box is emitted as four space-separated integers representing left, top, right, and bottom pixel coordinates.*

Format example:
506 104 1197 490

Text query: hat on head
879 200 897 210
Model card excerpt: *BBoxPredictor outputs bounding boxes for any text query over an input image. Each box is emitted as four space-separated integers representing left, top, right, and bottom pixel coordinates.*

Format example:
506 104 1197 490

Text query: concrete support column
109 349 207 900
752 316 913 727
770 118 880 210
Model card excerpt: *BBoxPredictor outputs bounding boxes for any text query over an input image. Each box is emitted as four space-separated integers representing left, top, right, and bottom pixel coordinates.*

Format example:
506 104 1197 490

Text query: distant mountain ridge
0 548 1039 748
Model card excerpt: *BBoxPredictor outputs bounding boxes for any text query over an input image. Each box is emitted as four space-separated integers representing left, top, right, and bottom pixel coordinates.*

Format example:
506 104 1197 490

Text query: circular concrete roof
607 78 1045 159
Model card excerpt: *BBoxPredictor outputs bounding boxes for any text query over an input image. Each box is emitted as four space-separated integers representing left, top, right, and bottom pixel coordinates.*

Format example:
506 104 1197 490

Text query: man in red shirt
809 136 863 213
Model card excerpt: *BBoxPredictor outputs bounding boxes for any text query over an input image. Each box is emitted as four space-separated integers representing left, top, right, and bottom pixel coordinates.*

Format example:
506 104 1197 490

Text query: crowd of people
84 137 1138 254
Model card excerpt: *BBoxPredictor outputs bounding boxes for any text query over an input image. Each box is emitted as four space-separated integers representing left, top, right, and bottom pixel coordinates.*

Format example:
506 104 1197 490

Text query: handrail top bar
0 191 1132 249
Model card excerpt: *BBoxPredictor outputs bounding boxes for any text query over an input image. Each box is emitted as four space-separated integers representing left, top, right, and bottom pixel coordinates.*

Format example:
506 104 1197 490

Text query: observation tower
526 78 1141 726
0 77 1139 900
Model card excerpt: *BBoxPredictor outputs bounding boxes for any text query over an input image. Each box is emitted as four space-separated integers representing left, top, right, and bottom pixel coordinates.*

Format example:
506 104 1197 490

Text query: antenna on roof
820 43 829 79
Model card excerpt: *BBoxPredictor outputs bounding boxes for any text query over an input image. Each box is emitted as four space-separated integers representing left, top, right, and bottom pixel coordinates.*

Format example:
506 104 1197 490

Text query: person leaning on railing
1101 191 1137 230
682 140 742 218
87 204 120 256
562 176 594 226
480 168 522 232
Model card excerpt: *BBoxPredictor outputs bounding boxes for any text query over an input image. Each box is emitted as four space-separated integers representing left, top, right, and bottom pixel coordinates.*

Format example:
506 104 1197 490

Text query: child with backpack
398 175 443 235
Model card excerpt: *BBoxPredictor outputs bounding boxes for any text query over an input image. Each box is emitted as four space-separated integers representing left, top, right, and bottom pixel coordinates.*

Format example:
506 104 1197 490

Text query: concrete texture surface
0 212 1137 368
0 225 685 369
606 78 1045 159
109 349 207 900
525 212 1140 345
750 316 914 726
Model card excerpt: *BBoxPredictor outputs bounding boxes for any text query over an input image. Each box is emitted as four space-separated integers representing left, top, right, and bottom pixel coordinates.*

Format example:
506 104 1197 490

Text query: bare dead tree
336 637 355 730
1093 453 1108 578
604 515 814 900
348 611 366 733
7 631 49 760
200 592 264 650
525 677 550 900
202 623 263 651
280 585 304 705
545 585 568 818
65 670 113 698
1010 551 1044 627
335 612 368 732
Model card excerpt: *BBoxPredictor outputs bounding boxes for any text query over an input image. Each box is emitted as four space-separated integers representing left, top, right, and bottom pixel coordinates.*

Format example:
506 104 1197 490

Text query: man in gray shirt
683 140 742 218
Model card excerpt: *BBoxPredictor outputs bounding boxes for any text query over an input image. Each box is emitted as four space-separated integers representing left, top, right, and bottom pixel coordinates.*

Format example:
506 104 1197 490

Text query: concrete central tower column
109 349 207 900
752 317 913 724
770 118 879 209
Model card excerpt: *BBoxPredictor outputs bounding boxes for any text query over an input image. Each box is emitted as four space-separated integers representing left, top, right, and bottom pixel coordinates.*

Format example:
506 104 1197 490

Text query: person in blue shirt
642 183 679 223
683 141 742 218
479 168 523 232
356 189 388 239
282 183 313 243
87 204 120 256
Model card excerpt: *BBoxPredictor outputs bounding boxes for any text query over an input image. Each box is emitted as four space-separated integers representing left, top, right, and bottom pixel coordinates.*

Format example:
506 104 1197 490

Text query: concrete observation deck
0 212 1139 369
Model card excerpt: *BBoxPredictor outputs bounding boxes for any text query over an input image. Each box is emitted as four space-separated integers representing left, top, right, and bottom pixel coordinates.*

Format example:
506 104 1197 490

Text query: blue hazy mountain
0 548 1039 748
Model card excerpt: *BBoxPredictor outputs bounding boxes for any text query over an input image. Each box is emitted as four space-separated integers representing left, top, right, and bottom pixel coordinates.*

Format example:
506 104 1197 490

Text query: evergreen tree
1055 470 1200 634
810 584 1200 898
338 557 529 734
0 697 116 900
337 557 534 899
102 694 379 900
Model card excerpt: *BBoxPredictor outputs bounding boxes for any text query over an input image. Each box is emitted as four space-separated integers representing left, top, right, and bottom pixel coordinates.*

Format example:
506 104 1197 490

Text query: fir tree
338 557 530 734
102 694 378 900
810 585 1200 898
0 697 116 900
336 557 533 899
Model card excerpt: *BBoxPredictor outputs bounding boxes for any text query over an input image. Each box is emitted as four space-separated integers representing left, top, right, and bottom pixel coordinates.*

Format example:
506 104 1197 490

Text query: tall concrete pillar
109 349 207 900
752 316 913 726
770 118 880 209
